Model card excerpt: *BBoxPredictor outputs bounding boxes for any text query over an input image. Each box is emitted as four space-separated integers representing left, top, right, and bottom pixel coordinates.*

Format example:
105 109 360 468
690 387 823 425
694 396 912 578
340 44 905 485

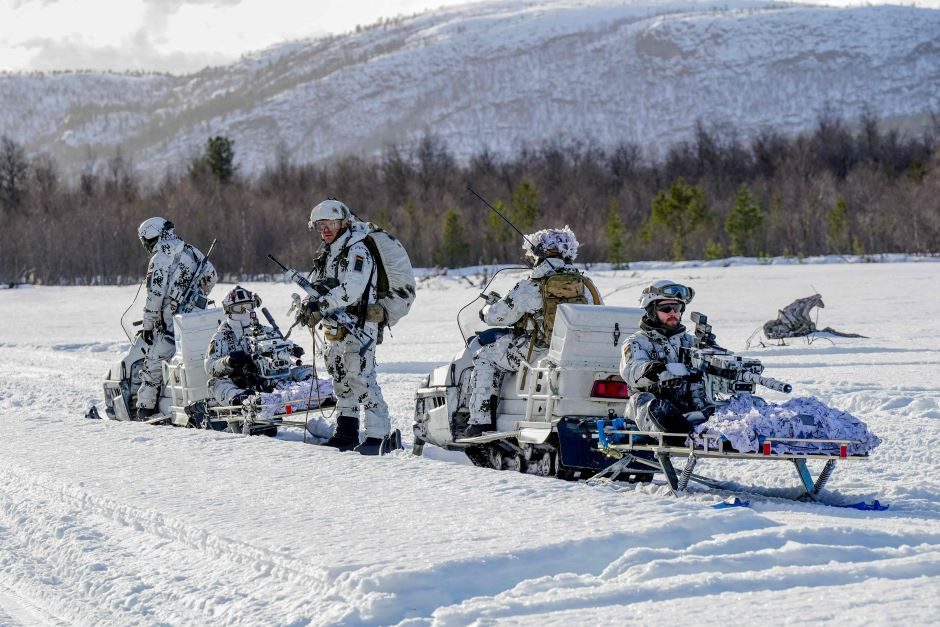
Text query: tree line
1 109 938 286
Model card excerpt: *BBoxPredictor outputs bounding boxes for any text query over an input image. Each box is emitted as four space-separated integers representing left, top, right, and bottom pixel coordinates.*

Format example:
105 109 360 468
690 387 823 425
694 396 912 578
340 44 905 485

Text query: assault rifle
268 254 374 357
177 238 217 313
681 311 792 406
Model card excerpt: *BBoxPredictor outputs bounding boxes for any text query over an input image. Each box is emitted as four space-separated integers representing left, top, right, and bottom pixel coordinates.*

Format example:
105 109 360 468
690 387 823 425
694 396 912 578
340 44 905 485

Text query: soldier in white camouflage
302 199 390 455
619 279 707 443
463 227 600 438
204 286 308 406
135 217 217 420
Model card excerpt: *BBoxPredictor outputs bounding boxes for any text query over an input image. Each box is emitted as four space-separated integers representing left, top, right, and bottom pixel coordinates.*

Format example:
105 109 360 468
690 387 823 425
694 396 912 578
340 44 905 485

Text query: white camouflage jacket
482 258 577 326
313 222 377 318
143 231 217 333
620 323 695 392
204 319 272 378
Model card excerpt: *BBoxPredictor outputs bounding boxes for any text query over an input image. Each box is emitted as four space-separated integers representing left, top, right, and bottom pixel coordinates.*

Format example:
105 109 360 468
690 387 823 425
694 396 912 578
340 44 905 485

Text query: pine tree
604 202 627 268
827 196 850 253
650 177 710 260
510 179 539 232
724 183 764 256
436 209 469 267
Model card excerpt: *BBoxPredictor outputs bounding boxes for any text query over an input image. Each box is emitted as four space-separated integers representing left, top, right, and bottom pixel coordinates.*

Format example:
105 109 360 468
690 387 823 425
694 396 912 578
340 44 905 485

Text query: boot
459 423 494 439
354 437 385 456
135 406 160 421
322 415 359 451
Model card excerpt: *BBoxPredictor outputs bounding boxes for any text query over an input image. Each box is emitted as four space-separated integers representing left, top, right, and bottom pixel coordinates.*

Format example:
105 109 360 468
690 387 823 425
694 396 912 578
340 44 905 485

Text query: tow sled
92 306 337 437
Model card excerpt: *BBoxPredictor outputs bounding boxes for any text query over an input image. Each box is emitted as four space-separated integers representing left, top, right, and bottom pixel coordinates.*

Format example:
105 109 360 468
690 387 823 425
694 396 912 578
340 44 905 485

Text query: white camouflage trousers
210 365 314 405
136 331 175 410
324 326 389 438
468 333 529 426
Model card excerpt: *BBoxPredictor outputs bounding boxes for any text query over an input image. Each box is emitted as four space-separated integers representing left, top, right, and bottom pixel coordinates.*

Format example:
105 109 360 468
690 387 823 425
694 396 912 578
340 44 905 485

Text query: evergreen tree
724 183 764 256
827 196 850 253
510 179 539 232
191 136 237 184
649 177 710 260
604 202 627 267
436 208 469 267
0 135 29 213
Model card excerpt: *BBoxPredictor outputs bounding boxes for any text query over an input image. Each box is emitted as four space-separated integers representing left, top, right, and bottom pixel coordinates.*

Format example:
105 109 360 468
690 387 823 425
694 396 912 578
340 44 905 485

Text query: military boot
322 415 360 451
135 406 160 422
354 437 385 456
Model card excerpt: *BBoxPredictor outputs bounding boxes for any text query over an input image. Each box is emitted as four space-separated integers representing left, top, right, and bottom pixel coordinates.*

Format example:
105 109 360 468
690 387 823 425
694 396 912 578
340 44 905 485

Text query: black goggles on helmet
645 283 695 303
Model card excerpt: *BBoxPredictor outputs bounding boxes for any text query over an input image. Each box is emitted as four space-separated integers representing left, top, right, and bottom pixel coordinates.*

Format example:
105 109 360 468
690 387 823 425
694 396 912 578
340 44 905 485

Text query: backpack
359 223 416 327
534 271 589 344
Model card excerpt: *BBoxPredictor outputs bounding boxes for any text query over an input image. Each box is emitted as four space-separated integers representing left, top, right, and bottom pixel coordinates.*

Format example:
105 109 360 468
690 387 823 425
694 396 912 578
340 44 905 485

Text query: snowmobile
92 304 335 437
412 267 654 481
412 271 876 502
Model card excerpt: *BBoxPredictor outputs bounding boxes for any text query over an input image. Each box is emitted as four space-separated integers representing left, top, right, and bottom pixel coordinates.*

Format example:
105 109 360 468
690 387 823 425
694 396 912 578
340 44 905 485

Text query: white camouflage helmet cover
308 199 352 230
137 217 174 251
522 226 579 261
639 279 695 309
222 285 261 314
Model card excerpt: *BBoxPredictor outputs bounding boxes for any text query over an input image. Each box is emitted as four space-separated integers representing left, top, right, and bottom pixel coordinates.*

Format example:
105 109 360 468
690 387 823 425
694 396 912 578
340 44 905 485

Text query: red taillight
591 379 629 399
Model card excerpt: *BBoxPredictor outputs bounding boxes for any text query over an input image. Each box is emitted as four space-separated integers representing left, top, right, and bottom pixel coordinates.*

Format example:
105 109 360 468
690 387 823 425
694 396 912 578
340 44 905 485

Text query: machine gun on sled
681 312 791 407
231 308 303 392
268 254 374 357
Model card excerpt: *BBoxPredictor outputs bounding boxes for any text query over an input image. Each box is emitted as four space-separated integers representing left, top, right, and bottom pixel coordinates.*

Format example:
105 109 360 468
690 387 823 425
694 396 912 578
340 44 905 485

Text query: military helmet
137 217 174 253
222 285 261 315
522 226 579 262
639 279 695 310
307 198 352 231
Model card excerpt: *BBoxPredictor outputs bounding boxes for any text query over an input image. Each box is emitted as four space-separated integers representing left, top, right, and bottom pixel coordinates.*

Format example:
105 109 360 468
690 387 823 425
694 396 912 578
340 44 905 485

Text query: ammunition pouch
323 324 348 342
366 304 386 324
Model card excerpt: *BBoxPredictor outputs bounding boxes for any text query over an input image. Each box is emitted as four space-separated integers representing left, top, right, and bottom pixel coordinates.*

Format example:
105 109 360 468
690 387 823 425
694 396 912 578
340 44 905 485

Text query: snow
1 258 940 624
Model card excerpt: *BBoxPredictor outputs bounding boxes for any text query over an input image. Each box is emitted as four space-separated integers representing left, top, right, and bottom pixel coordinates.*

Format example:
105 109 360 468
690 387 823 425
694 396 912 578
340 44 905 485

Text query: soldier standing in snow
619 279 707 443
135 217 217 420
301 199 390 455
463 227 600 438
204 286 307 406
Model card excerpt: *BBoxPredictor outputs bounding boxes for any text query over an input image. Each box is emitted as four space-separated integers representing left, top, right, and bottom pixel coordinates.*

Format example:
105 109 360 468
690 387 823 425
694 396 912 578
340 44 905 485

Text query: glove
641 360 668 382
142 329 154 345
301 298 321 315
291 345 305 358
226 350 251 369
481 291 502 305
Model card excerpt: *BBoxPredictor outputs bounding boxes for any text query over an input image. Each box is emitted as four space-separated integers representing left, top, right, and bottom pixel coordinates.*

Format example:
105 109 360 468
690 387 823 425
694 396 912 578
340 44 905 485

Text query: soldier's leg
468 335 516 426
136 331 175 411
628 392 692 445
209 377 250 405
342 339 389 439
322 335 361 450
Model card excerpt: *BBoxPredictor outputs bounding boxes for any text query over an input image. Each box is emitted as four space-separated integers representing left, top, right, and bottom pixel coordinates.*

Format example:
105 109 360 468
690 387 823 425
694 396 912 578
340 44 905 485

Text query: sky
0 0 478 74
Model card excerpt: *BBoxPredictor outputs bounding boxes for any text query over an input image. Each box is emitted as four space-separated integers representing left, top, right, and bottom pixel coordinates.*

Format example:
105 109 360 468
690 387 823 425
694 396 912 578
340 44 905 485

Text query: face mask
230 311 253 327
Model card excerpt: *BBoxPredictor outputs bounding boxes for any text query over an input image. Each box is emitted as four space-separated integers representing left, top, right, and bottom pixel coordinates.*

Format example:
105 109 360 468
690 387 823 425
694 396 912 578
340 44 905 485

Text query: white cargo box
163 307 226 409
547 304 643 370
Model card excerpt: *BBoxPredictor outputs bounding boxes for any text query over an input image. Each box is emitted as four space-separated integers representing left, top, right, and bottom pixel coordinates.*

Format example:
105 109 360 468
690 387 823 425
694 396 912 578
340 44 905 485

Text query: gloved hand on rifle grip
481 291 502 305
641 360 668 382
291 345 304 358
301 298 321 316
226 350 251 370
141 329 154 346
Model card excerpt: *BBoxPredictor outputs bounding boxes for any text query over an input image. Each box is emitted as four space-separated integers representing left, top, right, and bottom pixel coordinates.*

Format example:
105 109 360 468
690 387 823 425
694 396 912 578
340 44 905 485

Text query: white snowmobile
412 268 654 481
91 302 335 437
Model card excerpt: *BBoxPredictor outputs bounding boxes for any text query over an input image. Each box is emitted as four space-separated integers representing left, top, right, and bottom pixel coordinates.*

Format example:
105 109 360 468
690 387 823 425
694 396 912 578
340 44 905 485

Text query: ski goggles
644 283 695 303
655 302 684 314
312 219 342 233
229 303 255 314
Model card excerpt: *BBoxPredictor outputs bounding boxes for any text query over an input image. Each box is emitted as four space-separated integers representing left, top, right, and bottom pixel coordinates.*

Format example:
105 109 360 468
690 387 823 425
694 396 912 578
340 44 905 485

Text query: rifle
177 238 217 313
268 254 375 357
682 311 792 406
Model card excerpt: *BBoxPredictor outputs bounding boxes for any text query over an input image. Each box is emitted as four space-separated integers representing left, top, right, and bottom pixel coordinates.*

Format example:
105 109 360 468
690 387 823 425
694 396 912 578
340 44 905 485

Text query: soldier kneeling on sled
620 280 708 445
462 227 602 438
204 286 309 407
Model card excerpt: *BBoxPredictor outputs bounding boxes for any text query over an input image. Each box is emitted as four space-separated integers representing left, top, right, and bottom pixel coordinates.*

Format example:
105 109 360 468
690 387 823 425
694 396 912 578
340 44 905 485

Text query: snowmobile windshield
457 266 530 348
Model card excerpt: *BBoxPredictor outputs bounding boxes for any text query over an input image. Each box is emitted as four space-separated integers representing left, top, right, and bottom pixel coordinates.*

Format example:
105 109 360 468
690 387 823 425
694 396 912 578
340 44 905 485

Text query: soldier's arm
142 251 172 330
204 328 236 377
482 279 541 325
620 335 657 390
319 242 375 311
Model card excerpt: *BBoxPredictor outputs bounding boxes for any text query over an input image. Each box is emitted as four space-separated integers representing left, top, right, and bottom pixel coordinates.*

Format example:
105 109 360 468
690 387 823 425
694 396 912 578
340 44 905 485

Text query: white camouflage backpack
360 223 416 327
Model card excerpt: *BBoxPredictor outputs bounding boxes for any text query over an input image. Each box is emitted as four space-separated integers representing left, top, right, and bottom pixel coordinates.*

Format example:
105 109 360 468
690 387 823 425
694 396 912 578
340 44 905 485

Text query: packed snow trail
1 260 940 624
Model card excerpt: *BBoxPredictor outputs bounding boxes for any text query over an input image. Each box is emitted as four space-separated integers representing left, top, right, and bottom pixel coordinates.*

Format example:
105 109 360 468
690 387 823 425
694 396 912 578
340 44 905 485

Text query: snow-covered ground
1 258 939 625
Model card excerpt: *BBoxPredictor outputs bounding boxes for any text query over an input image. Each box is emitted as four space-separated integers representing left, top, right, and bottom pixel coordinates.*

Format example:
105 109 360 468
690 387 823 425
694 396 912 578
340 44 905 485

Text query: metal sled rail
598 428 868 502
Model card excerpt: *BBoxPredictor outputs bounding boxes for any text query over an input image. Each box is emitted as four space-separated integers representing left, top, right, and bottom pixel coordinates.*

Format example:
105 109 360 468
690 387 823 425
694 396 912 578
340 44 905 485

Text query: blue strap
712 497 750 509
834 500 889 511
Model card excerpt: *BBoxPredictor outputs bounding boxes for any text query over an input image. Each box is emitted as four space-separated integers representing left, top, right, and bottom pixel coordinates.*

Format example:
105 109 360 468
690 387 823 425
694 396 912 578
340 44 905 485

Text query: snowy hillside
1 258 939 624
1 0 939 177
